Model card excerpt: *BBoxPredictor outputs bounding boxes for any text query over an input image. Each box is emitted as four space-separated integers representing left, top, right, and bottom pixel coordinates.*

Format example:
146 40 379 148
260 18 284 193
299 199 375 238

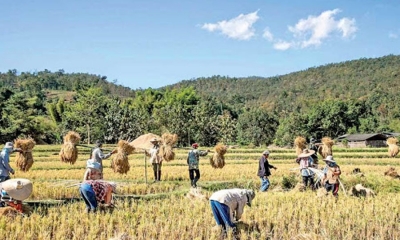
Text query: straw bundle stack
14 138 36 172
387 137 399 157
384 167 400 179
318 137 334 159
158 133 178 162
59 131 80 165
210 143 227 169
294 137 307 155
0 207 19 218
111 140 135 174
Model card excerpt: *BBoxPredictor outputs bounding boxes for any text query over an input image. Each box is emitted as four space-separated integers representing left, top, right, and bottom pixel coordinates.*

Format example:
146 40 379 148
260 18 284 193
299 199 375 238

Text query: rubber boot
153 171 158 182
193 178 198 188
157 171 161 181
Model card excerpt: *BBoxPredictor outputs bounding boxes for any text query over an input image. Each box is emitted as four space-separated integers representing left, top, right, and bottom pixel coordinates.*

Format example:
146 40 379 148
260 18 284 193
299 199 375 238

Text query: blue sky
1 0 399 89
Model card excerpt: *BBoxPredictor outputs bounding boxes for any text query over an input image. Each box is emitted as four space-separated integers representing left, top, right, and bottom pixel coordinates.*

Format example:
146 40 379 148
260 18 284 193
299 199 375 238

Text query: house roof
337 133 387 141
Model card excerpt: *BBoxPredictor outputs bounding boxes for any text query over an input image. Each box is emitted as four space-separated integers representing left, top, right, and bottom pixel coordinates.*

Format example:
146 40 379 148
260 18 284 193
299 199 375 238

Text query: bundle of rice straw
186 187 208 201
292 182 306 192
384 167 400 179
0 206 19 218
294 136 306 155
111 140 135 174
59 131 80 165
210 143 227 169
387 137 399 157
158 133 178 162
14 138 36 172
318 137 334 159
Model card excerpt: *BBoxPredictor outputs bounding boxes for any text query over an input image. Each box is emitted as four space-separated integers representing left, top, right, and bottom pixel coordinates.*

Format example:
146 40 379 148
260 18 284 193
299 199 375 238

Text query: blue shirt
0 148 14 177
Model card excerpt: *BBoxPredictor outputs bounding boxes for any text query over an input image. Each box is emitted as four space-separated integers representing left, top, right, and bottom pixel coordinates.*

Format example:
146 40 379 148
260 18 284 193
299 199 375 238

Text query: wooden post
144 153 148 184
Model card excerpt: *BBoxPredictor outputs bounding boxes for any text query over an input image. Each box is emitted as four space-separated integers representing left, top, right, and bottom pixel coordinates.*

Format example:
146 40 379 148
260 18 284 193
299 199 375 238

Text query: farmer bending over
187 143 209 188
210 188 255 236
79 180 116 213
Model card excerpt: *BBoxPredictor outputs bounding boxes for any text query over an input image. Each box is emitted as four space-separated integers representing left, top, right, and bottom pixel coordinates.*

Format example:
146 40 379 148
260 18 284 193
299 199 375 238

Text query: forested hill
168 54 400 114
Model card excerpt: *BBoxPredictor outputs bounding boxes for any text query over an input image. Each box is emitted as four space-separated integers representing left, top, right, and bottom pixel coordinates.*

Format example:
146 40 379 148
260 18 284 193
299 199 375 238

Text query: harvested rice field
1 145 400 240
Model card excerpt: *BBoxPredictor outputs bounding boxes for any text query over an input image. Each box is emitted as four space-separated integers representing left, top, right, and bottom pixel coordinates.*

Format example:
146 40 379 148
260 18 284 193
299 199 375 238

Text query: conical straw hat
1 178 33 200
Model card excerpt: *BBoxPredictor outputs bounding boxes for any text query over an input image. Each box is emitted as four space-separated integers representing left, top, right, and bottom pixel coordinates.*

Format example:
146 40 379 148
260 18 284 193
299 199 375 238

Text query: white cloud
389 32 398 39
273 41 293 50
201 10 259 40
263 28 274 41
276 9 357 50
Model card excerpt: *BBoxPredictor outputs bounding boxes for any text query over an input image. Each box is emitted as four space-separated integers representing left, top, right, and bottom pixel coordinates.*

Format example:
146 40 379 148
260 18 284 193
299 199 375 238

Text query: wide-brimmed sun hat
4 142 13 149
262 150 270 155
1 178 33 201
298 149 315 158
323 155 336 163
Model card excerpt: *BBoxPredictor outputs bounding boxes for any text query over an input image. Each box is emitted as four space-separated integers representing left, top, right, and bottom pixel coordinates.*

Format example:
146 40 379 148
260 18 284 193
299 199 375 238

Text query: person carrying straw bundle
59 131 81 165
294 136 307 156
387 137 399 157
111 140 134 174
145 138 163 182
92 140 117 176
0 142 22 183
322 155 341 198
318 137 334 159
158 133 178 162
295 149 315 190
14 138 36 172
210 143 227 169
187 143 209 188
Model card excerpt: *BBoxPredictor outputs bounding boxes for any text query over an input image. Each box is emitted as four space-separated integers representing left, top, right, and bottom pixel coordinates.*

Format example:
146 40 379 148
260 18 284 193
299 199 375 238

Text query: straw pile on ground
318 137 334 159
210 143 227 169
111 140 135 174
59 131 80 165
349 184 376 198
158 133 178 162
384 167 400 179
14 138 35 172
294 137 307 155
387 137 399 157
0 206 20 218
186 187 208 201
292 183 306 192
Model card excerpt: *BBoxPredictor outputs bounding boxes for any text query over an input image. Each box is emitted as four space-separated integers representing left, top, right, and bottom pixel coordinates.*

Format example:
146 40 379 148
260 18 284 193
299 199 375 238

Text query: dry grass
59 131 80 165
111 140 134 174
210 143 227 168
14 138 36 172
318 137 334 159
294 136 306 155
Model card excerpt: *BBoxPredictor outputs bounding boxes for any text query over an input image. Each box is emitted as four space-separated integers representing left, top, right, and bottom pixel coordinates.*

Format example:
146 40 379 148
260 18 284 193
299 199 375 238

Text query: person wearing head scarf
210 188 255 236
83 159 102 181
145 138 163 182
257 150 277 192
187 143 209 188
296 149 315 190
322 155 341 197
0 142 22 183
79 180 117 213
91 140 117 177
309 137 320 168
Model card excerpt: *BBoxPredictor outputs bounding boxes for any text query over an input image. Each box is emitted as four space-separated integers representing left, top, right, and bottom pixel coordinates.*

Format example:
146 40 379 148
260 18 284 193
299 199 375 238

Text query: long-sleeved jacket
323 164 341 184
146 145 162 164
0 148 14 177
209 188 248 222
187 149 208 170
257 155 275 177
92 147 112 172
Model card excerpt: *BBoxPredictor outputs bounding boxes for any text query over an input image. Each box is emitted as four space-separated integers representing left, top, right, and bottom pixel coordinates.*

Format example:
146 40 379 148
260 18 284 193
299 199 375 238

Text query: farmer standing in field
296 149 315 190
210 188 255 236
322 155 341 198
91 140 116 178
257 150 277 192
145 138 163 182
0 142 22 183
187 143 209 188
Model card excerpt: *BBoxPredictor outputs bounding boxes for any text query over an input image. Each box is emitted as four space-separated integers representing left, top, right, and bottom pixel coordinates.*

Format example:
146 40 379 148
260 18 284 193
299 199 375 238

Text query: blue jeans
80 183 97 211
210 200 235 230
260 177 270 192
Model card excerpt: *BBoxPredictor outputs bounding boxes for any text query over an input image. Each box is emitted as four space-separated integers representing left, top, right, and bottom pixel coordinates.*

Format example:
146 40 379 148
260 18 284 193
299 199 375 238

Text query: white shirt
209 188 248 222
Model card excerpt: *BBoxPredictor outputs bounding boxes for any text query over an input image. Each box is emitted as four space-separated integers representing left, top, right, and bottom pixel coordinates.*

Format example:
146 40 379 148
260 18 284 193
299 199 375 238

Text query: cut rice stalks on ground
384 167 400 179
14 138 36 172
294 136 306 156
59 131 80 165
318 137 334 159
387 138 399 157
210 143 227 169
111 140 135 174
158 133 178 162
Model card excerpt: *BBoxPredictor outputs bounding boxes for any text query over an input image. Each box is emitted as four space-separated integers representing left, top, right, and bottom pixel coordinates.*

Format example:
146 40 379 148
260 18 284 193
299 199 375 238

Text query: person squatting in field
209 188 255 235
145 138 163 182
79 180 116 213
296 149 316 190
322 155 341 197
187 143 209 188
257 150 277 192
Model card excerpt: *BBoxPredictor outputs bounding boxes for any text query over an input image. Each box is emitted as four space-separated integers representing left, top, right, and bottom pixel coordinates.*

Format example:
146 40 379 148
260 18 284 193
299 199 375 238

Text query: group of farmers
0 137 341 237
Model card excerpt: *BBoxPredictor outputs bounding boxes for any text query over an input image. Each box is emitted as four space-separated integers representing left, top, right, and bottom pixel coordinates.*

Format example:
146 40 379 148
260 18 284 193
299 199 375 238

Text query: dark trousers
80 183 97 212
0 176 11 183
302 176 315 189
325 182 340 196
210 200 235 230
189 169 200 187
